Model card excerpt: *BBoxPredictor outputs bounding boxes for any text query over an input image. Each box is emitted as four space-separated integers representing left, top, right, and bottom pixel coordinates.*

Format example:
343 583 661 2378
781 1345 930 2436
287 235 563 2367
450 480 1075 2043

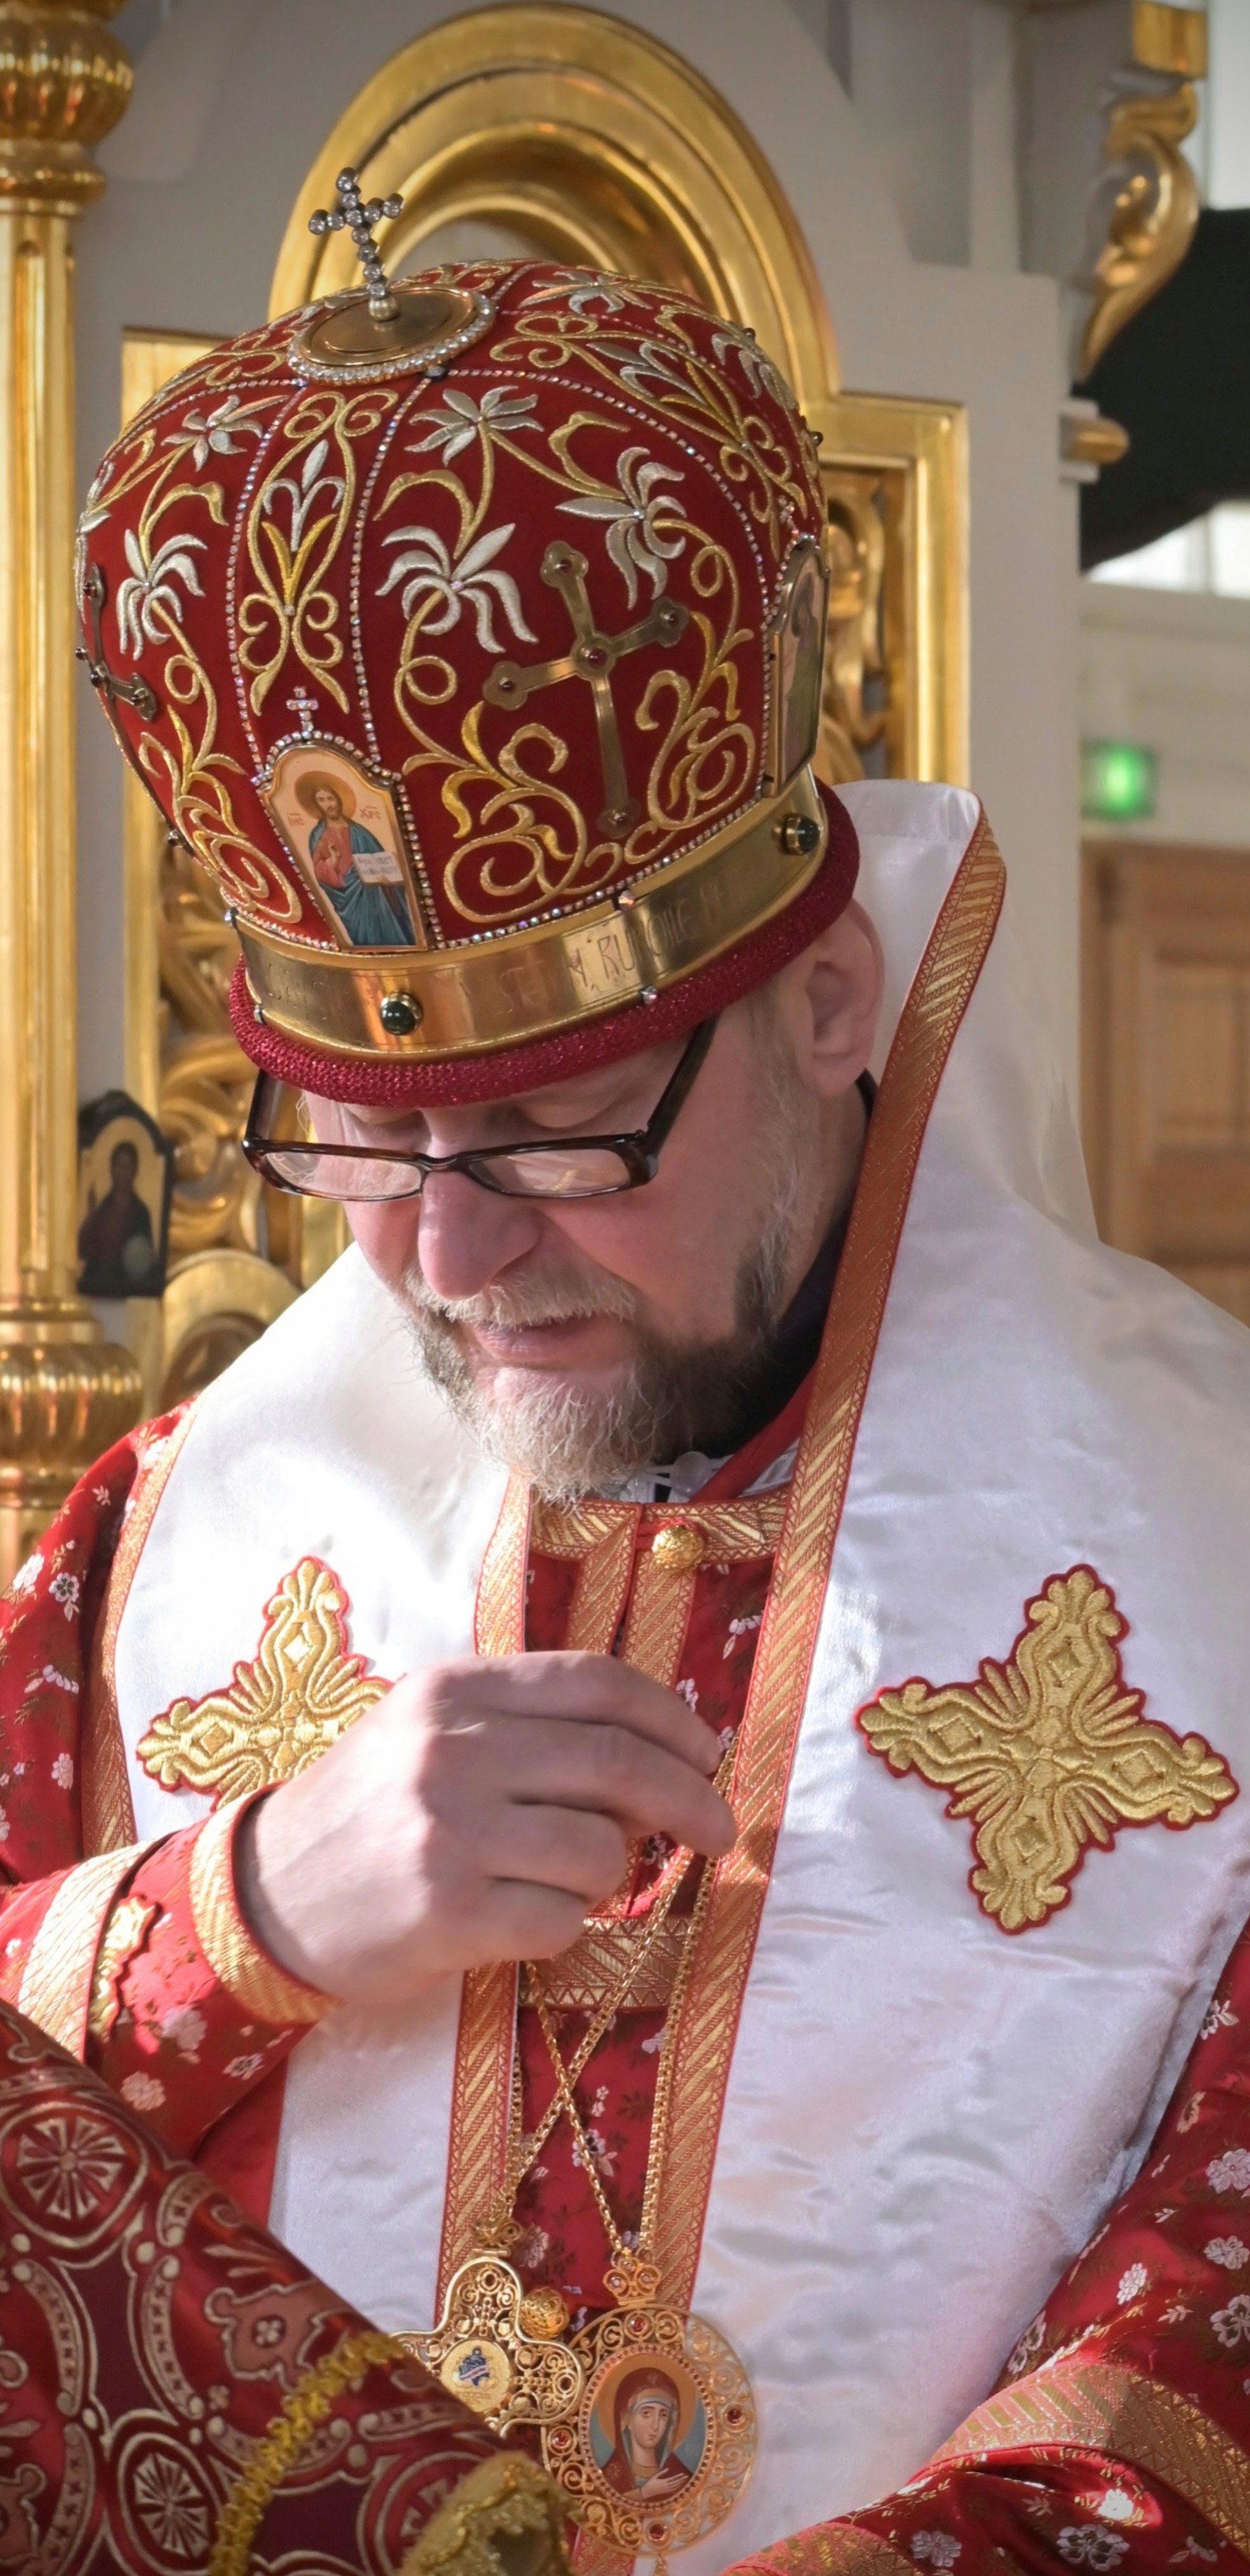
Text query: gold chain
510 1731 733 2293
478 1846 695 2247
532 1853 715 2292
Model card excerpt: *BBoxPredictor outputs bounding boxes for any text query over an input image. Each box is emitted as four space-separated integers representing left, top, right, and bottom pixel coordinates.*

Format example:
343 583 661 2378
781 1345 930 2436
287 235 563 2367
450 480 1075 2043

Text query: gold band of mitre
239 768 828 1063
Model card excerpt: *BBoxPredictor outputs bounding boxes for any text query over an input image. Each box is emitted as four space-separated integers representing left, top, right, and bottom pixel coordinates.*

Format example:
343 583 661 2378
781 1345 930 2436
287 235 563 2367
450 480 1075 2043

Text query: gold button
651 1524 705 1574
518 2285 570 2342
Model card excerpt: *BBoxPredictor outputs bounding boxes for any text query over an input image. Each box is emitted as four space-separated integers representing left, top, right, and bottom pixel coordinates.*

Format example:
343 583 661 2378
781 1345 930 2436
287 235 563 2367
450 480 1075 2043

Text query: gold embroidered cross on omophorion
856 1566 1238 1931
136 1558 393 1803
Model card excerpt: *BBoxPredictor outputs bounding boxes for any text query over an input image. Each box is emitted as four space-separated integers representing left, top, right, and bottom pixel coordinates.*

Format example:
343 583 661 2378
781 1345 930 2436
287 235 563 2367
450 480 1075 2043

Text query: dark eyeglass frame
242 1016 718 1204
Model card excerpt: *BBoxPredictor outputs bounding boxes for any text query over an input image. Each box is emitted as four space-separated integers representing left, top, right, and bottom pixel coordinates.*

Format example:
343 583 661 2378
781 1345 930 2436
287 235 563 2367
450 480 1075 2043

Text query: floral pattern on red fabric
726 1918 1250 2576
0 1414 185 1883
0 1994 504 2570
86 1820 306 2156
0 1418 308 2197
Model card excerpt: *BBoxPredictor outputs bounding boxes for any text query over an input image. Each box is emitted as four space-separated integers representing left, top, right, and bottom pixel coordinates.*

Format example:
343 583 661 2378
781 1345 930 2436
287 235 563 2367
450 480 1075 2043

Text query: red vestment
6 1418 1250 2567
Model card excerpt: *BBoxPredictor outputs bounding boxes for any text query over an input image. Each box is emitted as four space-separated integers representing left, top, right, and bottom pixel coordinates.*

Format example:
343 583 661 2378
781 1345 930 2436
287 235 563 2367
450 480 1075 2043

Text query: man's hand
235 1654 735 2009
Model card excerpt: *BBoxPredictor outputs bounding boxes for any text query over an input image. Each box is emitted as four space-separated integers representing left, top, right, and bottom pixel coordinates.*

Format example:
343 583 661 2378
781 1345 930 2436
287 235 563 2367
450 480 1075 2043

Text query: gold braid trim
87 1891 158 2044
188 1798 330 2026
927 2358 1250 2556
17 1843 148 2055
399 2454 572 2576
85 1400 200 1854
208 2326 405 2575
753 2530 919 2576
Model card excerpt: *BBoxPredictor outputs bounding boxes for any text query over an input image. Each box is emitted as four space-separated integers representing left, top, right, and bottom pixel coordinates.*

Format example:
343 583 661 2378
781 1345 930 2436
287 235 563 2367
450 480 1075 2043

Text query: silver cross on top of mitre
310 168 404 321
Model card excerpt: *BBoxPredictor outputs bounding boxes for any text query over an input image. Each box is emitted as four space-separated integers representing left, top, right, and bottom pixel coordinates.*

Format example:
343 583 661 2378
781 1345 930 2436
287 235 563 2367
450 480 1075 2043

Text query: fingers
394 1657 736 1858
479 1880 592 1962
432 1654 722 1776
474 1804 629 1907
462 1713 735 1857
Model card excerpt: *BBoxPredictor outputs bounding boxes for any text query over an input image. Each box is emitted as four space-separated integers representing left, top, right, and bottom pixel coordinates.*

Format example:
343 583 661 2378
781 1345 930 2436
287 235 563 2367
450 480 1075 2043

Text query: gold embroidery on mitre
856 1566 1238 1934
137 1557 392 1804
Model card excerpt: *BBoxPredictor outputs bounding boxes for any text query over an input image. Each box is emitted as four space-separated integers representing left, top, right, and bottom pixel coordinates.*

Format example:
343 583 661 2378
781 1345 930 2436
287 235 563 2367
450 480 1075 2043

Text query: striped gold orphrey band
83 1403 200 1857
12 1842 148 2057
929 2360 1250 2558
440 812 1006 2309
748 2531 915 2576
239 768 828 1062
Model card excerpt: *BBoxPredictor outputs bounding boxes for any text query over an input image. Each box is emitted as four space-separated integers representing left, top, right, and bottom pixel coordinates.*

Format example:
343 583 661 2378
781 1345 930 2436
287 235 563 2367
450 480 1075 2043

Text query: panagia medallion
403 2252 582 2429
405 2252 755 2566
409 1614 759 2562
411 1811 757 2561
544 2297 755 2566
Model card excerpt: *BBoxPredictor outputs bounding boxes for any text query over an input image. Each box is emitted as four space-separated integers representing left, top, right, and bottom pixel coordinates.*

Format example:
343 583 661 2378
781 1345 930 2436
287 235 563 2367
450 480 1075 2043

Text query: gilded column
0 1 143 1583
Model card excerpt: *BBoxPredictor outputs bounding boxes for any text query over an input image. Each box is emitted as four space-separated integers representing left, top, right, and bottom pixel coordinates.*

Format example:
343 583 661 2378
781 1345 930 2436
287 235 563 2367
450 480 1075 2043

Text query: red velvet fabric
79 263 826 955
6 1436 1250 2563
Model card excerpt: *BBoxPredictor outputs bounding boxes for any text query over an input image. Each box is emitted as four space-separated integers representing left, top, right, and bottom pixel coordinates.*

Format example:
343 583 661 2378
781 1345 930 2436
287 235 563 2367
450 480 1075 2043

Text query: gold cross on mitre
856 1567 1237 1932
309 166 404 321
484 541 689 838
77 565 158 723
298 168 494 380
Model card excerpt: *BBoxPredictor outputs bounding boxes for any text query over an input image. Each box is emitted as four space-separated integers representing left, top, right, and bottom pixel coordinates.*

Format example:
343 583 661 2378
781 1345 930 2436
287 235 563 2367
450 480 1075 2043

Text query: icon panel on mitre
261 739 433 953
768 538 830 792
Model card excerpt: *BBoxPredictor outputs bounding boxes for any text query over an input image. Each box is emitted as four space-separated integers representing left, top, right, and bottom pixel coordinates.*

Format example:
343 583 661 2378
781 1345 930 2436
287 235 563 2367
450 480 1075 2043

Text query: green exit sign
1081 739 1158 824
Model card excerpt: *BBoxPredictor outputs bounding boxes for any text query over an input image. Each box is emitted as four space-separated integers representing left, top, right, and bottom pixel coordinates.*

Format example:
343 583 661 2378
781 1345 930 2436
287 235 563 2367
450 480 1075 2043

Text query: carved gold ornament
856 1568 1238 1934
1079 6 1206 378
137 1559 392 1804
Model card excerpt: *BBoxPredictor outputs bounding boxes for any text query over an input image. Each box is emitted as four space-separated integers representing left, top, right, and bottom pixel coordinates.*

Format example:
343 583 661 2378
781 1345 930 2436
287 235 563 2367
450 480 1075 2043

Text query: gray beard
398 1017 820 1500
403 1229 798 1500
402 1149 812 1500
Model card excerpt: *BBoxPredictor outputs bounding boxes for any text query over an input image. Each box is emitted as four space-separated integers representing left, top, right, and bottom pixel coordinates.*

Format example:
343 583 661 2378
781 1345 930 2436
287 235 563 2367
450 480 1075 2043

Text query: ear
782 900 884 1098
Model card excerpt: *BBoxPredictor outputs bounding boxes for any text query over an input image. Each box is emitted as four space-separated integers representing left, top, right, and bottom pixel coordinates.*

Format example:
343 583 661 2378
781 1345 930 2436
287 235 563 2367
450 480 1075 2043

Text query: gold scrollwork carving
120 336 349 1414
156 839 262 1266
819 473 888 786
1080 2 1208 378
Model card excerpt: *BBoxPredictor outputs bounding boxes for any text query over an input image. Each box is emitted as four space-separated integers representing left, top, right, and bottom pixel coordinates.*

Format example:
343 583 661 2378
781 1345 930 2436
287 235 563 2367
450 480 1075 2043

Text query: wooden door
1082 840 1250 1325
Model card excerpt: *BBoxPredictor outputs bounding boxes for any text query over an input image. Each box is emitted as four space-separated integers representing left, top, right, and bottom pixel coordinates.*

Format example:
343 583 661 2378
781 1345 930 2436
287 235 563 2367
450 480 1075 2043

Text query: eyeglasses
242 1017 718 1204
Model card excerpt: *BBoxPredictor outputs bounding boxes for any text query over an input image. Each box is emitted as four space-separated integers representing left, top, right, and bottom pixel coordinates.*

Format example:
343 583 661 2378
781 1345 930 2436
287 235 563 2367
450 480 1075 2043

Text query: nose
415 1169 546 1301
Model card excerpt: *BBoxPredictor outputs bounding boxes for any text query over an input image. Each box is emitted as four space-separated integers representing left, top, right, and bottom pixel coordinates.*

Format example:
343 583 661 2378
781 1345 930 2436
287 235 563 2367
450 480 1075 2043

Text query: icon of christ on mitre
8 171 1250 2575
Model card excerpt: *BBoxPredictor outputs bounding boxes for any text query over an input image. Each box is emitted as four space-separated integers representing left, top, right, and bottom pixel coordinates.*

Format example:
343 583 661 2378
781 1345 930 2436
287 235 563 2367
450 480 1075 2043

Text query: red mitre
78 238 856 1103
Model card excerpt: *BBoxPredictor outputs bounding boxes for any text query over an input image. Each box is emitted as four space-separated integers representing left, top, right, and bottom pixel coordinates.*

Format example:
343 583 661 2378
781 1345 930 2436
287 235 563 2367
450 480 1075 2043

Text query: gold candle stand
0 1 144 1584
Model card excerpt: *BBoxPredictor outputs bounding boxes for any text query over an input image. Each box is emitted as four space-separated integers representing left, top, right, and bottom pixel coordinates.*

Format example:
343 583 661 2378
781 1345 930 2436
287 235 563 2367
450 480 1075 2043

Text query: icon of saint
78 1140 158 1297
296 773 416 947
599 2366 695 2502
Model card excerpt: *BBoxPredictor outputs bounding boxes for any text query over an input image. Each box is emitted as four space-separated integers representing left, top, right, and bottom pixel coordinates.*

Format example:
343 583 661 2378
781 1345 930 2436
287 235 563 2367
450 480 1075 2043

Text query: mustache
400 1253 640 1334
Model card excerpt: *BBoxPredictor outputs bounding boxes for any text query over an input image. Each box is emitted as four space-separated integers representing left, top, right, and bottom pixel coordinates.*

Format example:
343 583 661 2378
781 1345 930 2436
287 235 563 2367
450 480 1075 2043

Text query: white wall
76 0 1079 1093
1080 584 1250 848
